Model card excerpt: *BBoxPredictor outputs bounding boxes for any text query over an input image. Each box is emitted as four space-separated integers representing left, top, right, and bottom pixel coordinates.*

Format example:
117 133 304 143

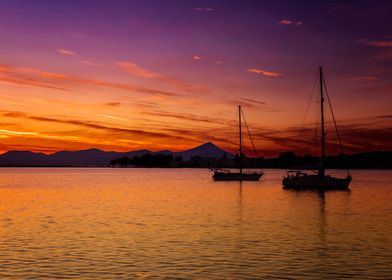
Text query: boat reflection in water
213 169 262 181
283 170 351 190
283 188 351 277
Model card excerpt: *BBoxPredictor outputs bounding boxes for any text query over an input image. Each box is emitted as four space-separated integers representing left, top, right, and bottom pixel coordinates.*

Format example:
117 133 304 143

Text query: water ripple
0 168 391 279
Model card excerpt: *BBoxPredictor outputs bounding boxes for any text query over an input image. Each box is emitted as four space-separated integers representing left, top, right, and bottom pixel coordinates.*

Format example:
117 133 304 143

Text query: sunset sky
0 0 391 157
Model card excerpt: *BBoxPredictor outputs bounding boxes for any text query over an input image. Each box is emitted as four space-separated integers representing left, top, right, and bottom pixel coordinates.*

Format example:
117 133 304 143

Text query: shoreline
0 166 391 170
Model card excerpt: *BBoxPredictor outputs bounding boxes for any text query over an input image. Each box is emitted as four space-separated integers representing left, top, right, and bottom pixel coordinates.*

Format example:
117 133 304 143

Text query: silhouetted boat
213 105 263 181
282 67 351 190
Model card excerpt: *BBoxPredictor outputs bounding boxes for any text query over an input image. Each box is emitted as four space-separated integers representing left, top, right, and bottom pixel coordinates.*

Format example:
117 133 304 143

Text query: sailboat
282 67 352 190
213 105 263 181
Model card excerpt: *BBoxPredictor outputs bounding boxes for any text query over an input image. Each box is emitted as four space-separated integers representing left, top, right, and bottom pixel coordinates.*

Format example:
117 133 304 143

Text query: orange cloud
1 106 390 157
247 68 283 77
105 102 121 107
0 100 28 106
100 114 128 121
142 110 229 125
58 48 76 56
2 111 192 142
0 76 70 91
0 64 177 97
226 97 270 109
0 129 38 135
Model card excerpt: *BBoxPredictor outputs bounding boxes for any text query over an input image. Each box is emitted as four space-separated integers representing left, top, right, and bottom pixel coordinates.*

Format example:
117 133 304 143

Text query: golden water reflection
0 168 391 279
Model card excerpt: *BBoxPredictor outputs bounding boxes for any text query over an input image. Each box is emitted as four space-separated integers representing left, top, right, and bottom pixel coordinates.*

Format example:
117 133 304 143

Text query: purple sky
0 0 391 156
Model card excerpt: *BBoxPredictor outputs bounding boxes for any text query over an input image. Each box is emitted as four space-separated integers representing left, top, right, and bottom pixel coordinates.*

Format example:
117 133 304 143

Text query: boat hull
213 171 262 181
282 175 351 190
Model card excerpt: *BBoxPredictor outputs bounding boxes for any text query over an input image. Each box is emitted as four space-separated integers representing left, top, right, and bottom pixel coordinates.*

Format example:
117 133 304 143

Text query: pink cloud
79 60 101 67
117 61 201 93
0 64 177 97
194 7 215 12
279 19 293 25
192 55 223 65
348 76 379 82
358 39 392 47
358 38 392 60
58 48 76 56
247 68 283 77
376 49 392 60
117 62 159 78
279 19 303 26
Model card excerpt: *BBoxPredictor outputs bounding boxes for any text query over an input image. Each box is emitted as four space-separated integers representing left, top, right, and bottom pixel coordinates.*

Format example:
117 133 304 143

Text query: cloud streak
347 76 379 82
79 60 101 66
2 111 192 142
117 61 201 93
58 48 76 56
105 102 121 107
191 55 223 65
358 39 392 47
247 68 283 77
1 109 390 157
100 114 128 121
117 62 159 78
358 39 392 61
279 19 302 26
245 125 391 157
225 97 273 110
194 7 215 12
0 76 70 91
0 64 178 97
0 129 38 135
376 114 392 119
142 110 229 125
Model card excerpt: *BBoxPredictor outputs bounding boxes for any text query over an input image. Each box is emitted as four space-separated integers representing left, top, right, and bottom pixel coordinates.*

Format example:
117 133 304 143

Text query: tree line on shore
110 150 392 169
110 153 244 168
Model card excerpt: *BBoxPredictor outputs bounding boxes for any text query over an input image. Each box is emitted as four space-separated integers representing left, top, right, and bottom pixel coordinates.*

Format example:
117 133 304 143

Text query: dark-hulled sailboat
282 67 352 190
213 105 263 181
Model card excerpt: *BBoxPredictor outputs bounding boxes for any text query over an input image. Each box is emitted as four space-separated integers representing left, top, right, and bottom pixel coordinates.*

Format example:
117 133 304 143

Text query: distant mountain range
0 142 234 166
1 142 390 168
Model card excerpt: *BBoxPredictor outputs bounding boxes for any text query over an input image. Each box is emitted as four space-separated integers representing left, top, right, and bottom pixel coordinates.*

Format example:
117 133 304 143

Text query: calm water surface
0 168 391 279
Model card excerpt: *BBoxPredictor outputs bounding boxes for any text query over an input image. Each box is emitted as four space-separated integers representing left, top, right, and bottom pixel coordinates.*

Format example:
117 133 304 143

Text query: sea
0 168 391 279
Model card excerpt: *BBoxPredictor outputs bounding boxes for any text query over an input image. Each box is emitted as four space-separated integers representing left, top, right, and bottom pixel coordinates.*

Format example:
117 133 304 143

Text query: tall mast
319 67 325 177
239 105 243 174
